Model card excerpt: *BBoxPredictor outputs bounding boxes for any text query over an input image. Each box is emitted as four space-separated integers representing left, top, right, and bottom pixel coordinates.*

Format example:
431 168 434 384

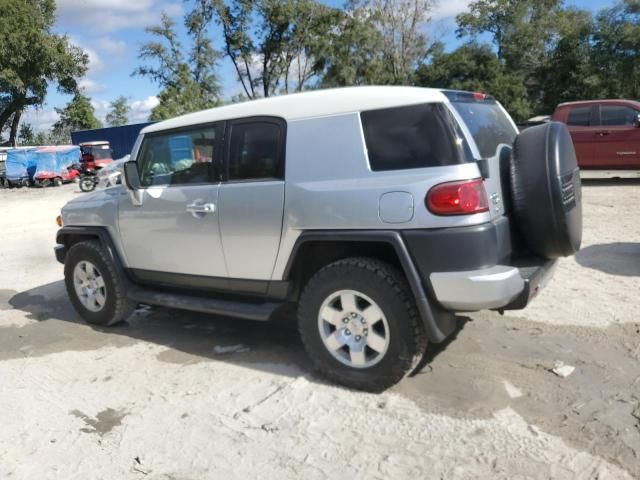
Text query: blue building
71 122 154 159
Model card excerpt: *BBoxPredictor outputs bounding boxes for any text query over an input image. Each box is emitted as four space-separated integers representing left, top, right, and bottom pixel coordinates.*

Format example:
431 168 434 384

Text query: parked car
551 99 640 169
54 87 583 391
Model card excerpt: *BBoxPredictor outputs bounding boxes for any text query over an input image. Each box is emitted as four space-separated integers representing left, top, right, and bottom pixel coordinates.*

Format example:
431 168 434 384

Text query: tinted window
448 99 517 158
228 122 282 180
567 106 592 126
361 103 473 171
601 105 639 126
138 126 217 187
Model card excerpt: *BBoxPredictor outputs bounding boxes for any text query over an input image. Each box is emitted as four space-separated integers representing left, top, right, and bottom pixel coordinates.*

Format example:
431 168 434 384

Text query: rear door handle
598 131 611 136
186 202 216 215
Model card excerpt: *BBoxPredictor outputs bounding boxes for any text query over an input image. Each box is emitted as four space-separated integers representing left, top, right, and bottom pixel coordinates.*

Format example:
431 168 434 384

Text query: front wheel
298 257 426 392
79 176 97 192
64 240 135 326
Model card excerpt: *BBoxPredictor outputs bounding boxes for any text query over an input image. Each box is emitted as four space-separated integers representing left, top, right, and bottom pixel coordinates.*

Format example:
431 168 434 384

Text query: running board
127 286 281 321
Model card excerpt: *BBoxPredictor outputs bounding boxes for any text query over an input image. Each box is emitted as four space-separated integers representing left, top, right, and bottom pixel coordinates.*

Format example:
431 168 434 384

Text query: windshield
82 145 111 160
445 92 518 158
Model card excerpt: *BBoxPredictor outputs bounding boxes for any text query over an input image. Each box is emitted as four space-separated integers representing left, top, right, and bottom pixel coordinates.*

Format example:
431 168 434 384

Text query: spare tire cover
510 122 582 259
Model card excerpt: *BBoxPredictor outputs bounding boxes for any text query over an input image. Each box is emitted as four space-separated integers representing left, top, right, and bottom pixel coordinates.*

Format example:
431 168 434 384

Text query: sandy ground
0 181 638 479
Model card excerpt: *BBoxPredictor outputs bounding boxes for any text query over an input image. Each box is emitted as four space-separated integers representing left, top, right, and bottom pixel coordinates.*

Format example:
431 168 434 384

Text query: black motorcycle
72 163 101 192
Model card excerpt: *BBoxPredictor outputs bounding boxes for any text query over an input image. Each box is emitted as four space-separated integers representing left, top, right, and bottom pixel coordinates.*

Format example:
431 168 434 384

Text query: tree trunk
9 109 22 146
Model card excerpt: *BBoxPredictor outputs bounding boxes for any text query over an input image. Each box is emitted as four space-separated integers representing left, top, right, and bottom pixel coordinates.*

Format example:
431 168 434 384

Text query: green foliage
105 96 130 127
134 8 222 120
415 43 531 121
51 94 101 144
0 0 88 143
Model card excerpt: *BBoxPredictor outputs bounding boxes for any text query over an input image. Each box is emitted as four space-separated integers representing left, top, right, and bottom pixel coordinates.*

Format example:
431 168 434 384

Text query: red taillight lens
426 179 489 215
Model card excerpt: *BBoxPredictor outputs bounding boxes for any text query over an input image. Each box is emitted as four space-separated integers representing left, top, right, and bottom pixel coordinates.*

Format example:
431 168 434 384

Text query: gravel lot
0 180 638 479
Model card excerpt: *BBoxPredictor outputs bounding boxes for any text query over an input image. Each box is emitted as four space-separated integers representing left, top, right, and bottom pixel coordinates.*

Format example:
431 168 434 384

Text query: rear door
218 117 286 285
595 103 640 169
118 123 228 278
563 104 599 168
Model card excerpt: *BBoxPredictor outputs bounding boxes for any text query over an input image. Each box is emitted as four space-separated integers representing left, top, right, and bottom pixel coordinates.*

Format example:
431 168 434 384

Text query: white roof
142 86 448 134
79 141 109 146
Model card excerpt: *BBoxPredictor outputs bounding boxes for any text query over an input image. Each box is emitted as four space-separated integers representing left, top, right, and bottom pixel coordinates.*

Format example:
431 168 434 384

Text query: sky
23 0 614 132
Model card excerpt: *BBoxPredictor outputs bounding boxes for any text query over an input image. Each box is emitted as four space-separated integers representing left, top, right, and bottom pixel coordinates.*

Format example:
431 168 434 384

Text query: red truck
551 99 640 169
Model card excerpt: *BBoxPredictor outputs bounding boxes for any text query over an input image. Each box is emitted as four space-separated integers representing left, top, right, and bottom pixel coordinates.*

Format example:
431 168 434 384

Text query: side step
127 285 281 322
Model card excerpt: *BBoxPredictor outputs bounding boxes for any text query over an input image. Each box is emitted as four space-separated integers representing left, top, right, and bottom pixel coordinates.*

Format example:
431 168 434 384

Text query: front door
595 103 640 169
119 123 228 278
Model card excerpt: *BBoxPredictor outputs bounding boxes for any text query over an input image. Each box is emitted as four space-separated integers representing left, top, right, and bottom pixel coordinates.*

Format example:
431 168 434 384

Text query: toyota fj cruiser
54 87 583 391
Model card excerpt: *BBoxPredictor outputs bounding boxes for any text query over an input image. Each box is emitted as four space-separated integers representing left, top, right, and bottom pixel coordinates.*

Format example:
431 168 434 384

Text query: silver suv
55 87 583 391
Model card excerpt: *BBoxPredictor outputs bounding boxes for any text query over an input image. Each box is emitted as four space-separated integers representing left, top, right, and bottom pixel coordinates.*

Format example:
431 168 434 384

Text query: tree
348 0 434 84
212 0 338 98
17 123 35 145
455 0 597 116
51 94 101 144
415 43 531 121
134 8 222 120
590 0 640 100
0 0 88 145
105 96 130 126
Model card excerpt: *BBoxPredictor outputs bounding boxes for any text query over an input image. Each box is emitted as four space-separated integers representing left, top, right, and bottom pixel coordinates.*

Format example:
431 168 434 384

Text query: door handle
186 202 216 215
598 131 611 136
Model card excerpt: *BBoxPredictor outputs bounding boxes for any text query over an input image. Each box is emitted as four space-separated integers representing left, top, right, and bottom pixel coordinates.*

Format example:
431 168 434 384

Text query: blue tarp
5 148 37 181
33 146 80 178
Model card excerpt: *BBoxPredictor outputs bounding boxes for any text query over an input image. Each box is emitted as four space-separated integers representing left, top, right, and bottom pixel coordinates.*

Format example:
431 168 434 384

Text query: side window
361 103 473 171
227 121 283 181
138 125 218 187
567 106 592 126
601 105 639 126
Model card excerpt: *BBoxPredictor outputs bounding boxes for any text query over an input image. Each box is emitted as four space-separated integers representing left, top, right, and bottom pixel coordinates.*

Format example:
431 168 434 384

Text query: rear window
445 92 517 158
567 106 592 126
360 103 473 172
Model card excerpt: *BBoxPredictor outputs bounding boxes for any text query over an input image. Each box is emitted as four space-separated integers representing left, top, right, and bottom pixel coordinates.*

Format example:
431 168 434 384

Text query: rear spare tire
510 121 582 258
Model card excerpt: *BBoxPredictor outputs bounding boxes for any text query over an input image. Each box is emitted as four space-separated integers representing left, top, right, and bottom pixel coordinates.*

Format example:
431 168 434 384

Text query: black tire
80 176 96 192
53 177 63 187
298 257 426 392
64 240 135 326
511 121 583 258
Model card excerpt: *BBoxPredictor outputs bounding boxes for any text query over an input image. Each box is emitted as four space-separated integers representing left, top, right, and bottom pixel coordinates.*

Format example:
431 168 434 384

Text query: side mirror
635 113 640 127
124 161 141 190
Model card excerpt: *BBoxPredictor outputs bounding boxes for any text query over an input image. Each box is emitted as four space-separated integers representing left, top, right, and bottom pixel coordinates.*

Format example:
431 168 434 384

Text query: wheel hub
317 289 390 369
73 260 107 313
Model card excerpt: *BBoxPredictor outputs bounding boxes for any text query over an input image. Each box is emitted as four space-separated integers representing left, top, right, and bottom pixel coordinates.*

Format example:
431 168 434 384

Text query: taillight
426 178 489 215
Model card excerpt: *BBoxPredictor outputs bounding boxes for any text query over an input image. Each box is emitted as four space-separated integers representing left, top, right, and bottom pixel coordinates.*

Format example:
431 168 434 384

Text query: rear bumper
429 260 557 311
402 218 559 312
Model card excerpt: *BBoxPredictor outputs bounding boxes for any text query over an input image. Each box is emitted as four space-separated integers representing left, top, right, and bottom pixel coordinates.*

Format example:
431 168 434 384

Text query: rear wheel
64 240 135 326
53 177 63 187
298 257 426 392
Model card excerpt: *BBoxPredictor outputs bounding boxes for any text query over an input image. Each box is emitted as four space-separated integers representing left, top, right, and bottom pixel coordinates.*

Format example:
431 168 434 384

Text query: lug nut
363 328 368 335
350 312 358 318
345 329 351 336
360 318 366 324
355 335 362 341
343 317 349 324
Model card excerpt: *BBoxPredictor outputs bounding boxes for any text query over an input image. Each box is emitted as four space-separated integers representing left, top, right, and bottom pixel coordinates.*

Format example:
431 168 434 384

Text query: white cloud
430 0 473 20
92 96 158 125
129 96 160 124
79 78 106 94
22 108 60 133
55 0 184 33
95 36 127 58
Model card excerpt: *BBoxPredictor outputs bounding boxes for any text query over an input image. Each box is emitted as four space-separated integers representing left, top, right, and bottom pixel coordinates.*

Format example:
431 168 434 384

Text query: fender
56 226 129 280
283 230 457 343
